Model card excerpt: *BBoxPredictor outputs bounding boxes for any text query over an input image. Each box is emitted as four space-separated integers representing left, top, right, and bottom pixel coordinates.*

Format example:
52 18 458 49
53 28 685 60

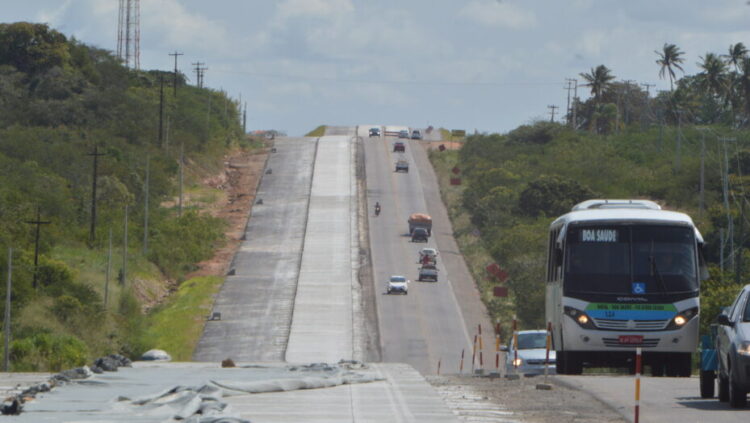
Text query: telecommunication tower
116 0 140 69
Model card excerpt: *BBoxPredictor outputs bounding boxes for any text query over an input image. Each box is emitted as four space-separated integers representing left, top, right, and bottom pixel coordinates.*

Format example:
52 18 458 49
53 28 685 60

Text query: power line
24 207 50 290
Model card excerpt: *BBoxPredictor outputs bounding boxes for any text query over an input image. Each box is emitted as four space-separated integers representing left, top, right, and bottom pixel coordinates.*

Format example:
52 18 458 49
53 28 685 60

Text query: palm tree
697 52 728 98
656 43 685 91
739 57 750 125
579 65 615 105
724 42 748 71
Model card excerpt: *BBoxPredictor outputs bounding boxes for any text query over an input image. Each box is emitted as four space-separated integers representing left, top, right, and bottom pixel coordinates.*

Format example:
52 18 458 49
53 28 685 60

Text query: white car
503 330 556 376
387 275 409 295
418 248 438 264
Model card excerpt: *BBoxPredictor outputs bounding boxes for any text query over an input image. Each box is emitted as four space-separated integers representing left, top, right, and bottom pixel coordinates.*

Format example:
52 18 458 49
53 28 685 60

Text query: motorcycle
375 204 381 216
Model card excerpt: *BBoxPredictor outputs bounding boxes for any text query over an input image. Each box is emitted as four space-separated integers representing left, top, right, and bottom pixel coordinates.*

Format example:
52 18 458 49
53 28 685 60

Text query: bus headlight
665 307 699 330
513 358 523 367
564 306 596 329
738 342 750 357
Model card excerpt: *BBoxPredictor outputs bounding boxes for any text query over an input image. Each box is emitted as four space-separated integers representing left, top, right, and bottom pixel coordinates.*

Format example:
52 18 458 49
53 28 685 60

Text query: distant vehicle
411 227 429 242
387 275 409 295
418 247 438 265
546 199 706 376
716 284 750 407
398 130 409 139
408 213 432 235
411 129 422 139
418 264 438 282
393 141 406 152
369 127 381 137
395 159 409 173
503 330 556 376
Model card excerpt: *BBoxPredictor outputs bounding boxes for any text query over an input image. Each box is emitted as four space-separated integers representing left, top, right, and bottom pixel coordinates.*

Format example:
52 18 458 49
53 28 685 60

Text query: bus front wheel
563 351 583 375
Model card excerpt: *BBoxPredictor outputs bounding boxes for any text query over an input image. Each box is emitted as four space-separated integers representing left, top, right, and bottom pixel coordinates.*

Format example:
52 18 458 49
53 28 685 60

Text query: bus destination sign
580 229 618 242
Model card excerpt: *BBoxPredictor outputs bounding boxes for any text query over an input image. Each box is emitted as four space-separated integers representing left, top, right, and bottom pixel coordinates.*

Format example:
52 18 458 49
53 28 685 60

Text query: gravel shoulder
427 374 628 423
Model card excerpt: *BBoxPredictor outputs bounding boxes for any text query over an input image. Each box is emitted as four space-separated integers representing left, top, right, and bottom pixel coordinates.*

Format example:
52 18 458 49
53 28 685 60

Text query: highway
362 125 493 375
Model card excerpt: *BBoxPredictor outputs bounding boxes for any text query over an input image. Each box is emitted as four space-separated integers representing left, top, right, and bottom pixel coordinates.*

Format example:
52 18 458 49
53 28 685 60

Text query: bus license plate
618 335 643 344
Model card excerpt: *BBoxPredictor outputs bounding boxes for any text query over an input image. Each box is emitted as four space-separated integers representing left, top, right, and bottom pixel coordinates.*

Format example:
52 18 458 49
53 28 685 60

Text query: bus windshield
564 224 698 296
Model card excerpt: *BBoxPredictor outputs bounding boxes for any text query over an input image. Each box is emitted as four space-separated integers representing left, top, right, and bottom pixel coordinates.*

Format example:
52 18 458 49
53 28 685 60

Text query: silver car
503 330 556 376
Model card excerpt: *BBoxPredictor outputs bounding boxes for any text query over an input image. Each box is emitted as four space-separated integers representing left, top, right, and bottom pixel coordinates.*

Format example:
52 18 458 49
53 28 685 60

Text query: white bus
545 199 707 376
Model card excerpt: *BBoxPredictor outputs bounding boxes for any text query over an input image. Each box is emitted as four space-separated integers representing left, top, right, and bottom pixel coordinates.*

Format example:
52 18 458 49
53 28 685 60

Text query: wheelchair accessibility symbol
632 282 646 295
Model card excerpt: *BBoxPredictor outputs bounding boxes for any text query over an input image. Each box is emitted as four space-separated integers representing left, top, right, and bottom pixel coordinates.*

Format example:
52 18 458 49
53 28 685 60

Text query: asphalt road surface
362 125 493 376
559 374 750 422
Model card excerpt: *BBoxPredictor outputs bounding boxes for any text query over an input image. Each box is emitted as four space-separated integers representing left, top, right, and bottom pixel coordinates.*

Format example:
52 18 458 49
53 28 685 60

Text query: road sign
493 286 508 297
451 129 466 137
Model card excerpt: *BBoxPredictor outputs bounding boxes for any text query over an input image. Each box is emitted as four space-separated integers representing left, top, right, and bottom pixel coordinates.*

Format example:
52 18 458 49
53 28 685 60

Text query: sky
2 0 750 136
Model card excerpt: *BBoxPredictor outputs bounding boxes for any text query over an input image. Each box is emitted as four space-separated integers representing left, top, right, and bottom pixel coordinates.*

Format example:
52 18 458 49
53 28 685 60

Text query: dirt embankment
185 148 269 279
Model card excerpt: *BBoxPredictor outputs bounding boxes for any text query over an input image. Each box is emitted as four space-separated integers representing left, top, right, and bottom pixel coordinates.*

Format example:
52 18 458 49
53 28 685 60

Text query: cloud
140 0 231 55
276 0 354 19
459 0 537 29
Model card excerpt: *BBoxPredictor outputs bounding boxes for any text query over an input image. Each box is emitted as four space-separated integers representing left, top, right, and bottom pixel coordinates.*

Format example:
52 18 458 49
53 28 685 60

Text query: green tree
518 176 597 217
724 42 748 72
580 65 615 105
656 43 685 91
0 23 70 75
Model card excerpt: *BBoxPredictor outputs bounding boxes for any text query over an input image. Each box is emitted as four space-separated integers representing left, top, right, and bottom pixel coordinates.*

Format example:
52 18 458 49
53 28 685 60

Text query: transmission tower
117 0 140 69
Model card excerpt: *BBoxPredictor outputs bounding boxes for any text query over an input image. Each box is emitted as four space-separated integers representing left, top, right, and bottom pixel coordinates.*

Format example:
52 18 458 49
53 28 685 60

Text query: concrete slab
8 362 459 423
285 135 357 364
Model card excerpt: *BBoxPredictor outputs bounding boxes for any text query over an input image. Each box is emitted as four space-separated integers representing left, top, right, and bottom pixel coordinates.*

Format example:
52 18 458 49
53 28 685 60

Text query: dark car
411 129 422 139
395 159 409 173
411 227 429 242
369 127 381 137
393 141 405 152
716 284 750 407
418 264 438 282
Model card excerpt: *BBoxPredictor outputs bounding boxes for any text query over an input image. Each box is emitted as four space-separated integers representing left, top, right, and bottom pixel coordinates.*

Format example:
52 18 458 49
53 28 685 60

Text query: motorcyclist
375 202 381 216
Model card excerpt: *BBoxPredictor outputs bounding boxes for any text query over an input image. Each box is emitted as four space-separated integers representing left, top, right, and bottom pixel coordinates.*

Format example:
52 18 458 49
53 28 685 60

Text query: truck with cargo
408 213 432 236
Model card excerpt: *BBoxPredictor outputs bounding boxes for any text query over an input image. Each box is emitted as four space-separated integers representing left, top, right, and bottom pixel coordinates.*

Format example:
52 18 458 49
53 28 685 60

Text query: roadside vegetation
306 125 326 137
0 22 247 370
431 41 750 338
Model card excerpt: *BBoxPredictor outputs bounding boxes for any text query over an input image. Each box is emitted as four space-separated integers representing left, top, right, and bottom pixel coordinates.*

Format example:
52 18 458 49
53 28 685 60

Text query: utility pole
192 62 207 88
143 154 149 255
622 80 636 126
675 111 682 170
169 51 183 97
547 105 558 123
640 83 655 130
571 79 578 129
3 248 11 372
243 102 247 134
105 228 112 308
737 199 745 284
158 76 165 147
179 143 184 217
698 128 707 218
121 205 128 285
24 207 50 289
564 79 574 127
721 137 736 270
87 145 106 246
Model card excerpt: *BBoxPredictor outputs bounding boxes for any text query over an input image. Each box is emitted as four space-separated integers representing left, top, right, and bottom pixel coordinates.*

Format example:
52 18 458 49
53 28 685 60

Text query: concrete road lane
362 125 489 375
193 137 317 362
286 133 358 363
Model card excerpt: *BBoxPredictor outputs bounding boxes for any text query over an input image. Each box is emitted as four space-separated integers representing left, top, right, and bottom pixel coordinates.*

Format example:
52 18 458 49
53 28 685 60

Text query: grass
305 125 326 137
141 276 224 361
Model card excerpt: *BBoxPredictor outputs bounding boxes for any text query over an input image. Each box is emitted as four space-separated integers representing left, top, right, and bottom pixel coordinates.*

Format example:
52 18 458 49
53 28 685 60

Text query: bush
9 332 87 371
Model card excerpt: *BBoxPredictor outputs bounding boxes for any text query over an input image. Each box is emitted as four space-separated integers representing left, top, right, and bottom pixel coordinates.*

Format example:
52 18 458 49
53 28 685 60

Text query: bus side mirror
500 345 509 352
698 244 709 280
